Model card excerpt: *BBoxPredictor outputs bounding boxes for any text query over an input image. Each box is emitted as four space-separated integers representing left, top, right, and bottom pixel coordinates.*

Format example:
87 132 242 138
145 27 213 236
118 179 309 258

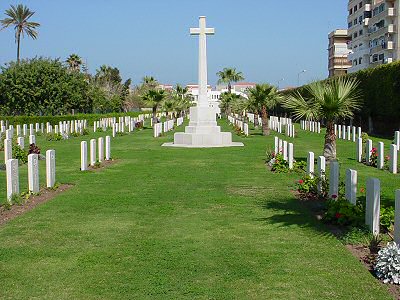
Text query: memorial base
162 106 244 148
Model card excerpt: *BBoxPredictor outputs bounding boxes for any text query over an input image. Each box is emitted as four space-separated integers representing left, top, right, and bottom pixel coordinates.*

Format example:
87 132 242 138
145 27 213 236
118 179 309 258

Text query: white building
347 0 400 73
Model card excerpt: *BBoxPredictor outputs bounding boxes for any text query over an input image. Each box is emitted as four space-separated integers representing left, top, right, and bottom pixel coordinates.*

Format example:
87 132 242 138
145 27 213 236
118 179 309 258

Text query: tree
66 54 83 72
1 4 40 64
282 77 361 160
219 92 242 116
141 89 166 124
248 84 283 136
216 68 244 93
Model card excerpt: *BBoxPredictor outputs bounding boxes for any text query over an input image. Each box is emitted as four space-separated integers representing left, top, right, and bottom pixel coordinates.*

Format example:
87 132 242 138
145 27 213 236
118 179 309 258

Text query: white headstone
389 144 398 174
98 137 104 162
28 154 40 193
274 137 279 154
365 139 373 165
329 161 339 199
90 139 96 166
352 126 356 142
282 141 288 161
395 131 400 151
288 143 294 170
4 138 12 163
46 150 56 188
366 178 380 235
345 169 357 205
356 137 363 163
17 137 24 149
317 156 326 194
6 159 19 203
394 190 400 245
106 136 111 161
377 142 384 169
307 152 314 178
29 134 36 145
81 141 88 171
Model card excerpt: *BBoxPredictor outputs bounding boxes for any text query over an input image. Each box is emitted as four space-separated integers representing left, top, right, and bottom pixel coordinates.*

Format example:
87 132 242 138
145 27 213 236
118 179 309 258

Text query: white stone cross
190 16 215 107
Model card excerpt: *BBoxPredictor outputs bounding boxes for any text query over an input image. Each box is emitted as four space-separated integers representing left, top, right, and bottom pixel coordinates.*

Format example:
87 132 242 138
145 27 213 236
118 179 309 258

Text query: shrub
375 242 400 284
295 174 327 200
28 143 41 155
46 133 63 141
380 206 395 231
12 144 28 164
323 198 364 227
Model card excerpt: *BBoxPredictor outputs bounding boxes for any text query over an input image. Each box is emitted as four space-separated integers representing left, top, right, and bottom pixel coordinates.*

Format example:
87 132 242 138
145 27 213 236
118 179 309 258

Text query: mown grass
0 120 396 299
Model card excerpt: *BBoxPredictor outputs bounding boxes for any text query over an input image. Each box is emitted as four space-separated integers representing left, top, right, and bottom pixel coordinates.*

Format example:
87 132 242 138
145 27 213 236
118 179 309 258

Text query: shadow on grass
255 196 348 240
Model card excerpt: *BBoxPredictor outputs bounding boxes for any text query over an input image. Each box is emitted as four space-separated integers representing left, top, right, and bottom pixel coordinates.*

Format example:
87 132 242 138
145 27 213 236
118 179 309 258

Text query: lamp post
297 70 306 86
277 78 284 90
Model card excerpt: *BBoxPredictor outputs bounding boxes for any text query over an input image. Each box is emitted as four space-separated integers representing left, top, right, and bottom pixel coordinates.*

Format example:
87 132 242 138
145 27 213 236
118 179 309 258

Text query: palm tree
283 77 361 160
66 54 83 72
217 68 244 93
141 89 166 124
1 4 40 64
219 92 242 116
142 76 158 89
175 84 188 99
248 84 283 136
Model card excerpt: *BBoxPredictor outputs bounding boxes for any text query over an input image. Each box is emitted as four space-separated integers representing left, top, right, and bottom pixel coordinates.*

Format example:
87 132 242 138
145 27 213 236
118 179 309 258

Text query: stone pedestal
163 107 243 148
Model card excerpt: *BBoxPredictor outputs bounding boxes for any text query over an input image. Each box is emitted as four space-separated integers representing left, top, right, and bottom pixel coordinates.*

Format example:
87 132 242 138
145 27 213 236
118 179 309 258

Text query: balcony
365 4 371 12
388 24 396 33
387 8 396 17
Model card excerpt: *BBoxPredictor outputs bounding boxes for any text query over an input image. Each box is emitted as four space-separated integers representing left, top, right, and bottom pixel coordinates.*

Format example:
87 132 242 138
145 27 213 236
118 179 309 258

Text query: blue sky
0 0 348 87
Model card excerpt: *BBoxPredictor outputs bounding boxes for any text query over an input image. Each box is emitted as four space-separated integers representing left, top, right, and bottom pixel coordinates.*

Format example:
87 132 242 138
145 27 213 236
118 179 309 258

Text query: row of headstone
80 136 111 171
300 120 321 134
153 123 163 138
269 116 295 137
305 155 395 236
163 120 175 133
334 124 361 142
5 150 56 203
227 115 250 136
274 136 294 169
358 138 398 174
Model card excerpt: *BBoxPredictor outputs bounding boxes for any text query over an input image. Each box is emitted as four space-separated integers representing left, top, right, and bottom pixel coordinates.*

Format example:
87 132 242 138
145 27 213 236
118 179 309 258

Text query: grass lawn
0 119 396 299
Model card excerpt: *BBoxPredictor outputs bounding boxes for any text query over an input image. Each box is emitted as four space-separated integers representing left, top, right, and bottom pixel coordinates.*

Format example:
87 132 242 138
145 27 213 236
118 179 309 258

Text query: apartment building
328 29 352 77
347 0 400 73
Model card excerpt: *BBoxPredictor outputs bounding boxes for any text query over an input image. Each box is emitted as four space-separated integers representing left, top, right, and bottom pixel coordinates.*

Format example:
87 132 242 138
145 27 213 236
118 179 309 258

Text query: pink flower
360 187 365 193
298 180 304 184
332 194 338 199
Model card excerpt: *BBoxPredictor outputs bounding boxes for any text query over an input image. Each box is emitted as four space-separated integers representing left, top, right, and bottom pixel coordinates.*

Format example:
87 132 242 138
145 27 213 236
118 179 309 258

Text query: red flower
335 213 342 219
298 180 304 184
332 194 338 199
360 187 365 193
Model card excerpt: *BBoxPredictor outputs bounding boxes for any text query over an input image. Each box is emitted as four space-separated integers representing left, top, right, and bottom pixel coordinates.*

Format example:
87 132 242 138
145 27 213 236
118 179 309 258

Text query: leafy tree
217 68 244 93
248 84 283 136
0 58 91 115
1 4 40 63
283 77 362 160
66 54 83 72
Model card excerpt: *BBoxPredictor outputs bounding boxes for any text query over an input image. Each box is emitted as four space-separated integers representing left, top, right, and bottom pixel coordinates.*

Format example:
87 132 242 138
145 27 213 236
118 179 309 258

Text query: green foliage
324 198 364 227
270 153 289 173
46 133 63 141
380 206 395 231
0 58 92 115
295 175 319 197
12 144 28 164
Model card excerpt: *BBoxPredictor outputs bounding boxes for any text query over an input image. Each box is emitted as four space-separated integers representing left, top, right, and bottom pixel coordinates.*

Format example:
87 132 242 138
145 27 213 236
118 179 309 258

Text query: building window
354 5 358 12
372 54 379 62
350 8 353 15
353 59 358 66
359 2 362 9
354 19 357 26
359 29 363 35
379 53 384 61
359 57 362 64
354 32 358 38
348 22 352 28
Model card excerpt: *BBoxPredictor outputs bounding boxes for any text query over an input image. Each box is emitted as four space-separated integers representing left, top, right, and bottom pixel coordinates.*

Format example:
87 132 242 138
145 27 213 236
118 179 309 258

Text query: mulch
0 184 73 226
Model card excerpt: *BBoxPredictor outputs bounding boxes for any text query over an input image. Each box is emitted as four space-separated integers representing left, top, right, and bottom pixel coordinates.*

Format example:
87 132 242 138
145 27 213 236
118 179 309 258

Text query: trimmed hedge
0 112 143 126
281 62 400 137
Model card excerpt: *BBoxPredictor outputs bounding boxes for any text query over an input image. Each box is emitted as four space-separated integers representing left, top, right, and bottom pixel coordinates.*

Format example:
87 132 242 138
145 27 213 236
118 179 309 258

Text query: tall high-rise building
328 29 352 77
347 0 400 73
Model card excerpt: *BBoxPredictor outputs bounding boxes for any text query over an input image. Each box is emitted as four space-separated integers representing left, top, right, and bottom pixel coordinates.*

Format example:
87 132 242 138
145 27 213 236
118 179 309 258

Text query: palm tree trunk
254 112 259 128
323 120 337 161
152 106 157 125
228 82 232 94
17 31 21 64
261 106 270 136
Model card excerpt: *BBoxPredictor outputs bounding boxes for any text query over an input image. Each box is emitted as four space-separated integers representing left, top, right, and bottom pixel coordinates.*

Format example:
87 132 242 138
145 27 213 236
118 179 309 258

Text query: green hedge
281 62 400 137
0 112 143 126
